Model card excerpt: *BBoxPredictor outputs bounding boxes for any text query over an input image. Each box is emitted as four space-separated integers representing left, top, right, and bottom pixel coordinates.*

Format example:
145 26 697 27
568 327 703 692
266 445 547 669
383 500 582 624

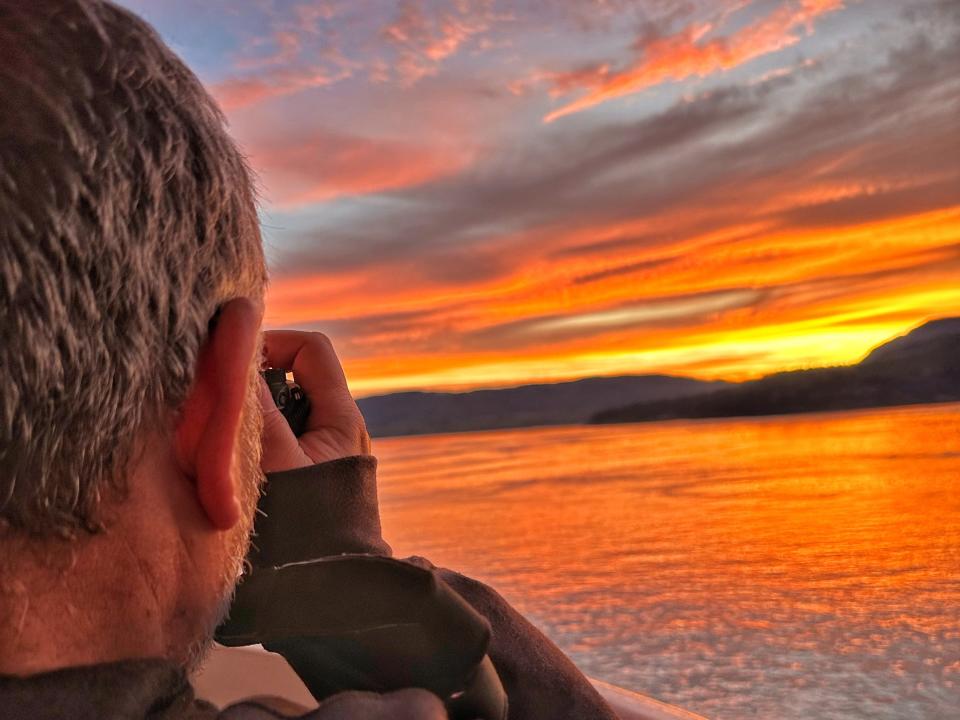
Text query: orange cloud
544 0 844 122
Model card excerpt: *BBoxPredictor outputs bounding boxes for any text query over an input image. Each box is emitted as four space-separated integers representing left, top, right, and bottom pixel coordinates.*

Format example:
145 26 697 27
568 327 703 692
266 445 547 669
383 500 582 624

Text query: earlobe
174 297 262 531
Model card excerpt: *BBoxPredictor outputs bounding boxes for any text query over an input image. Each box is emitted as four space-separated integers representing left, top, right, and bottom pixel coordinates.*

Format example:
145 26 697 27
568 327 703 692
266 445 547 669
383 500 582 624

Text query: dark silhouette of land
357 375 729 438
591 317 960 425
355 318 958 437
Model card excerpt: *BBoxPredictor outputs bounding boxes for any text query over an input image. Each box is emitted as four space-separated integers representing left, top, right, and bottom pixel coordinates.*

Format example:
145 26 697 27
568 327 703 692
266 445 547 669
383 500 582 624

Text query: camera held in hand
262 368 311 437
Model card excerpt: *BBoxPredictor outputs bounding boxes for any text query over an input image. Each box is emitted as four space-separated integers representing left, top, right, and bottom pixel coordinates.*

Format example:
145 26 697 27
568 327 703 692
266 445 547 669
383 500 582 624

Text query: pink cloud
247 129 474 206
381 0 499 84
205 1 514 112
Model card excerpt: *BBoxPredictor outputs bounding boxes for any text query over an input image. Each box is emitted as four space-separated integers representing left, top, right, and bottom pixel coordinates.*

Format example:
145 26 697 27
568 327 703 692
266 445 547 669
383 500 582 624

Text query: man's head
0 0 268 670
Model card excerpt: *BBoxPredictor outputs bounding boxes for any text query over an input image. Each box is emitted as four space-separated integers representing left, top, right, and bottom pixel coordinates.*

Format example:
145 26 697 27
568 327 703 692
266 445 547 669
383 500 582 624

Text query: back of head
0 0 266 537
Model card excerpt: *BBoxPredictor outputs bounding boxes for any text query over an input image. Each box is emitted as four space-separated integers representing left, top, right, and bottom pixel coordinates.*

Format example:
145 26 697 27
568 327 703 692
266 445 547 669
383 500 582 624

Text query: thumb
258 377 312 473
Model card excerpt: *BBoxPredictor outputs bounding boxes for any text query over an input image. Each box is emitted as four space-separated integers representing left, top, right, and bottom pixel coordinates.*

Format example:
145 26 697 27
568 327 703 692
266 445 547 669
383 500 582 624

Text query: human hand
258 330 371 473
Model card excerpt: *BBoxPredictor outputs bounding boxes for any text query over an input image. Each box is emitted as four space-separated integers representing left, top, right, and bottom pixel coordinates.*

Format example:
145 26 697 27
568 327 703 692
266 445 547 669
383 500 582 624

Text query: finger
262 330 352 404
258 376 311 473
401 555 436 571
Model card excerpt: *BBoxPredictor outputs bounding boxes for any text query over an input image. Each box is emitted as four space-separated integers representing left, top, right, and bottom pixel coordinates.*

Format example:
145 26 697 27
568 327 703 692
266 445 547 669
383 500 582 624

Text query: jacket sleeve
248 456 616 720
249 455 392 567
434 567 619 720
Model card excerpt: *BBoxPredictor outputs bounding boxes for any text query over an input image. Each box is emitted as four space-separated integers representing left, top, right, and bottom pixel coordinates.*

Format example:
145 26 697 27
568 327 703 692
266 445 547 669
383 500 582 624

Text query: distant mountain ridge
861 317 960 365
591 318 960 425
357 375 729 438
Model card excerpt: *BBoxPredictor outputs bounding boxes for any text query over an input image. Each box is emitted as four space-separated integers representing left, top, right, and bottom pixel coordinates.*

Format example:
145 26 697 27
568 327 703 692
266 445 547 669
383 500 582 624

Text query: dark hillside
358 375 729 437
592 318 960 425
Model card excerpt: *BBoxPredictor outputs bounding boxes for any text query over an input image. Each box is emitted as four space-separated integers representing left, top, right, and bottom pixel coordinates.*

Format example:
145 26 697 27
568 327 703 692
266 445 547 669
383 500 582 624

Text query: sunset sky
122 0 960 396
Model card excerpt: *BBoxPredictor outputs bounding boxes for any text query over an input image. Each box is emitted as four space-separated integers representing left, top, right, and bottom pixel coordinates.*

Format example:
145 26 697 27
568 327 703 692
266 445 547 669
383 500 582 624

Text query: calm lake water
374 403 960 720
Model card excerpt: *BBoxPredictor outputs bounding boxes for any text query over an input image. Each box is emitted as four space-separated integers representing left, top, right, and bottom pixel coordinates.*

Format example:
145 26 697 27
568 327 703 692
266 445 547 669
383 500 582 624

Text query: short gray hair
0 0 266 536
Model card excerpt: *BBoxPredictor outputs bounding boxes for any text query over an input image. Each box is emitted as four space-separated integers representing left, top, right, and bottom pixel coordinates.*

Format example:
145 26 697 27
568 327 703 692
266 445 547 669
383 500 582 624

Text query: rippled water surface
374 404 960 720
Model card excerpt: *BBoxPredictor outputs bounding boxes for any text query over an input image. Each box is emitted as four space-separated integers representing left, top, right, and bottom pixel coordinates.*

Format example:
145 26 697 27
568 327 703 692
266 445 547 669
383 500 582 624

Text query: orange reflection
374 404 960 716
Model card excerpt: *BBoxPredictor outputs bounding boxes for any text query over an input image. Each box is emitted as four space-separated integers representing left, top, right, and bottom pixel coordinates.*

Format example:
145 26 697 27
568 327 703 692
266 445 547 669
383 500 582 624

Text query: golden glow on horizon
265 207 960 396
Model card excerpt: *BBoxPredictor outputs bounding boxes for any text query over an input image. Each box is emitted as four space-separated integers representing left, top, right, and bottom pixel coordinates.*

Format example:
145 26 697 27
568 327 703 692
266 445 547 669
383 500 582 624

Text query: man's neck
0 528 174 676
0 438 241 678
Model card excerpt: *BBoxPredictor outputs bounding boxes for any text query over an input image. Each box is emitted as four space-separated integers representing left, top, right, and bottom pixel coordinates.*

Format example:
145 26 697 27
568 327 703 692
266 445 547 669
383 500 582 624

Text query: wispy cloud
203 0 509 110
212 65 350 111
210 2 364 109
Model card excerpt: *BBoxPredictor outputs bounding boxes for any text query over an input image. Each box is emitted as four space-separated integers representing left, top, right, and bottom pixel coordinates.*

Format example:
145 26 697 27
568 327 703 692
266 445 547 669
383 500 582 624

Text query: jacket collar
0 658 215 719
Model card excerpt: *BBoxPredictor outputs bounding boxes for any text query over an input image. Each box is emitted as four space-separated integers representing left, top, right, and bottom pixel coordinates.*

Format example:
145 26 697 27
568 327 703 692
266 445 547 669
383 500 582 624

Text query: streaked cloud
542 0 844 122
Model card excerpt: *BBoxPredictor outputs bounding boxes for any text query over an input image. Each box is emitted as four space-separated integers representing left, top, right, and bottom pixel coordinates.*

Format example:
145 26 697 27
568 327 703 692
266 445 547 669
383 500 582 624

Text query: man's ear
175 297 262 531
